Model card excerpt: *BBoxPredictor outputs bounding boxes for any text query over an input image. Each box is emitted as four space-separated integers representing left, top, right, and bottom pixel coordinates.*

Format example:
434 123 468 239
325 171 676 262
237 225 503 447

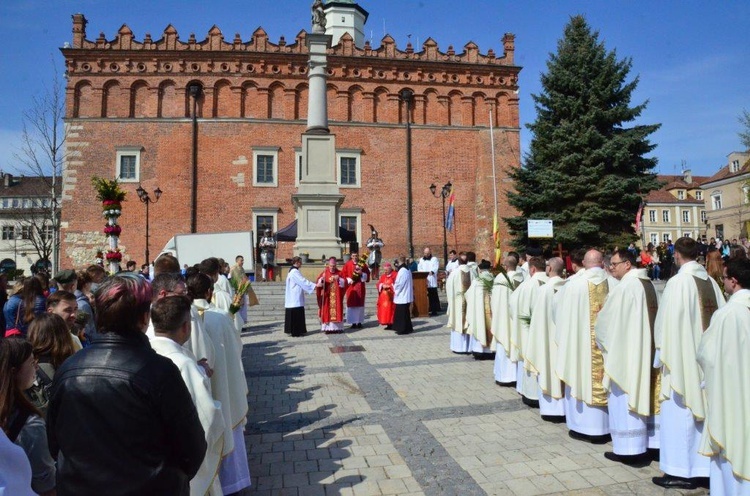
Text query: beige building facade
700 151 750 241
641 170 708 247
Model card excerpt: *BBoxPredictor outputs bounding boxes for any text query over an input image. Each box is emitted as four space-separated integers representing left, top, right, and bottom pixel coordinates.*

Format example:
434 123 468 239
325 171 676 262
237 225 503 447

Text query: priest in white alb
465 259 496 358
595 248 660 465
187 272 252 495
492 252 524 385
555 249 611 441
510 256 549 405
447 252 477 353
697 258 750 496
524 257 566 419
652 237 724 490
149 296 225 496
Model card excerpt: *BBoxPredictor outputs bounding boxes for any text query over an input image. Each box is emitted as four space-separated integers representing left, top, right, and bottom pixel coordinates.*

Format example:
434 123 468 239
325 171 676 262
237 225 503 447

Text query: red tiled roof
644 174 709 205
702 160 750 185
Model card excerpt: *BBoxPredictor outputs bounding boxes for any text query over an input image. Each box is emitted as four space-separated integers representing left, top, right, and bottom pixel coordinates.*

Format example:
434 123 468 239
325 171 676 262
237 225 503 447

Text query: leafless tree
13 63 66 273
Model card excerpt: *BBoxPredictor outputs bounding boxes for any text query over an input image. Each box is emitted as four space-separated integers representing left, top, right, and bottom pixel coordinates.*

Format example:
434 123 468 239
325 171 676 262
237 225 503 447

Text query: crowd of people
1 254 252 496
445 237 750 494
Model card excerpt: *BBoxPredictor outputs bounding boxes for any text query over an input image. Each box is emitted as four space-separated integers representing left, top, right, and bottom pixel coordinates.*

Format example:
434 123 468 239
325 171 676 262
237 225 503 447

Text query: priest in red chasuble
376 262 397 329
316 257 346 333
341 250 370 329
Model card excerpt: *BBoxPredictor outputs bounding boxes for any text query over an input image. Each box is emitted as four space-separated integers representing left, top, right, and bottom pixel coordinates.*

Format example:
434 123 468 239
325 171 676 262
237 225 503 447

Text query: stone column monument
292 0 345 259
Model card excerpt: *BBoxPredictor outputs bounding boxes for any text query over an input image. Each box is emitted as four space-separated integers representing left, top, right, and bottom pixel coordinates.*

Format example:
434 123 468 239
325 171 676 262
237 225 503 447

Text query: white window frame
700 210 707 223
712 191 722 210
337 149 362 189
662 210 670 223
1 226 14 240
251 208 279 238
662 233 670 243
252 147 279 187
682 232 692 238
731 160 740 173
682 210 690 223
339 208 363 245
695 190 703 200
677 190 684 200
743 185 750 204
649 233 658 245
115 146 142 183
648 210 656 223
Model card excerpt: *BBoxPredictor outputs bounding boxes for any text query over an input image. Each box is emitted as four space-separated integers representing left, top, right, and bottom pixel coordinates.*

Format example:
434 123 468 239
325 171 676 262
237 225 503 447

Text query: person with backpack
0 338 57 495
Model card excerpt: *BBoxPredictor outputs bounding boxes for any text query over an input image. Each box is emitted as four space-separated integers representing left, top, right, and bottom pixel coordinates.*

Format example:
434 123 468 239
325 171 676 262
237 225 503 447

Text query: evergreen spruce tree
506 15 661 250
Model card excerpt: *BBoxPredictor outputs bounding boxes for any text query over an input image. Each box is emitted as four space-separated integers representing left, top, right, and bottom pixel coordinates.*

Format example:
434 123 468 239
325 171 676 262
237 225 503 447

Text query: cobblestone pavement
239 309 708 496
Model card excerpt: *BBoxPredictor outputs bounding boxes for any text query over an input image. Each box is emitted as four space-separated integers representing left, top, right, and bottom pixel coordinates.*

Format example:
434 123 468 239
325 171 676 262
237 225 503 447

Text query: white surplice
417 256 440 288
595 268 659 454
149 336 225 496
655 260 724 478
555 267 610 436
465 270 495 353
524 275 566 415
193 299 252 493
446 264 477 353
510 271 549 400
213 280 243 332
491 270 523 383
698 289 750 489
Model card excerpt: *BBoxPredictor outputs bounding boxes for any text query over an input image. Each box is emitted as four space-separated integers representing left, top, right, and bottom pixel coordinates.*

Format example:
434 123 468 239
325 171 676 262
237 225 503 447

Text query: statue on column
312 0 327 33
259 228 277 282
366 225 384 280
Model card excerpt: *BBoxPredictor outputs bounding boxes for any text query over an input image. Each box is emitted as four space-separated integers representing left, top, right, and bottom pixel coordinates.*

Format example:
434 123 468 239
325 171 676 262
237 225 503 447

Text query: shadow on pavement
242 340 364 494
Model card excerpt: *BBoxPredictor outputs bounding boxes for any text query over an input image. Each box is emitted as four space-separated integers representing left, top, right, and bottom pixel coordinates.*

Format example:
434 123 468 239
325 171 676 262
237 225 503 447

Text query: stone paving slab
240 309 708 496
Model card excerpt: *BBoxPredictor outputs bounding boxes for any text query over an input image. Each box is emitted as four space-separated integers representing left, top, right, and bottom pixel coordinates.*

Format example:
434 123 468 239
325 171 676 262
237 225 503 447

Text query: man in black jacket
47 273 207 496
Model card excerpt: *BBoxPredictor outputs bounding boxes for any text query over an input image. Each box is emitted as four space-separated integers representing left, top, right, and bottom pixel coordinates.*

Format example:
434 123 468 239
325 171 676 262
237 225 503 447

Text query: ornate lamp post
430 181 452 266
399 88 414 258
135 185 162 265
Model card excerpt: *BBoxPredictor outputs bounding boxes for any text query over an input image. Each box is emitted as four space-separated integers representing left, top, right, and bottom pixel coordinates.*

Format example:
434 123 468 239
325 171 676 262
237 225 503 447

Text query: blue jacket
4 295 46 335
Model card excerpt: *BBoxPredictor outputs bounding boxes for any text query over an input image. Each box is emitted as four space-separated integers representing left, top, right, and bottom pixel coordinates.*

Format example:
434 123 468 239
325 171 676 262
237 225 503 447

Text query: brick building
59 1 521 269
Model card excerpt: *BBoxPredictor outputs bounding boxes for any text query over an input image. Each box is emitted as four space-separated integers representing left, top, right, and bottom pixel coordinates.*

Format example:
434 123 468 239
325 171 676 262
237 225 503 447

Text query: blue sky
0 0 747 178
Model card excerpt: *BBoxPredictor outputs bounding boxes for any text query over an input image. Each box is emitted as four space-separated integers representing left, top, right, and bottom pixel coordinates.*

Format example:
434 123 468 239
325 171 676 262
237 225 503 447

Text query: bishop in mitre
149 296 225 496
697 258 750 496
465 259 496 358
491 252 524 385
524 257 566 420
555 249 611 441
652 237 724 490
509 256 548 405
595 248 660 465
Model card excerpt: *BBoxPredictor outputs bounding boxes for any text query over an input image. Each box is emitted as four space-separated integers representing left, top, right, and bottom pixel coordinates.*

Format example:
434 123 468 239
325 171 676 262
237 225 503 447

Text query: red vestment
377 272 397 325
341 259 370 307
316 268 344 324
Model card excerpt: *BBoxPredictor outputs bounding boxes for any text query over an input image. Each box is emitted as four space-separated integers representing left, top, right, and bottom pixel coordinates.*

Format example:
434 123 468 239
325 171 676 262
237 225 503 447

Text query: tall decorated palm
506 15 661 250
92 177 126 274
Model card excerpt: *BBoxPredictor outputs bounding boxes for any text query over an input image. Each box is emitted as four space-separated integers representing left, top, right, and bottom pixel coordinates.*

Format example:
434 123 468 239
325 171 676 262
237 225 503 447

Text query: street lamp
136 185 162 265
399 88 415 258
429 181 452 266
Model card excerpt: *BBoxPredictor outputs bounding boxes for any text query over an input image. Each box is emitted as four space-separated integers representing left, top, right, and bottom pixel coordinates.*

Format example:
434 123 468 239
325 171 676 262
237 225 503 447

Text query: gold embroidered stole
460 271 472 333
483 289 493 345
693 276 719 332
639 279 661 415
588 280 609 406
326 271 341 321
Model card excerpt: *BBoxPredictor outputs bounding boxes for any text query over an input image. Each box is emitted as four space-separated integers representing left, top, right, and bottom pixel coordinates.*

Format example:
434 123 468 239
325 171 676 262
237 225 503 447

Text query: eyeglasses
609 261 628 268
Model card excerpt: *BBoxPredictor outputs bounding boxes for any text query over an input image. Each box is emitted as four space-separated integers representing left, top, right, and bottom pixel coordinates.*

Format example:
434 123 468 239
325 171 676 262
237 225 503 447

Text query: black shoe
541 415 566 424
384 325 393 330
568 430 611 444
521 396 540 409
603 451 652 468
652 475 697 490
495 380 517 388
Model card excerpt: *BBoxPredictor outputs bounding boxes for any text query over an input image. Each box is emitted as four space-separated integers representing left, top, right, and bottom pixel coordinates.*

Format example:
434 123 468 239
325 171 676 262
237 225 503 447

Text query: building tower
324 0 369 47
